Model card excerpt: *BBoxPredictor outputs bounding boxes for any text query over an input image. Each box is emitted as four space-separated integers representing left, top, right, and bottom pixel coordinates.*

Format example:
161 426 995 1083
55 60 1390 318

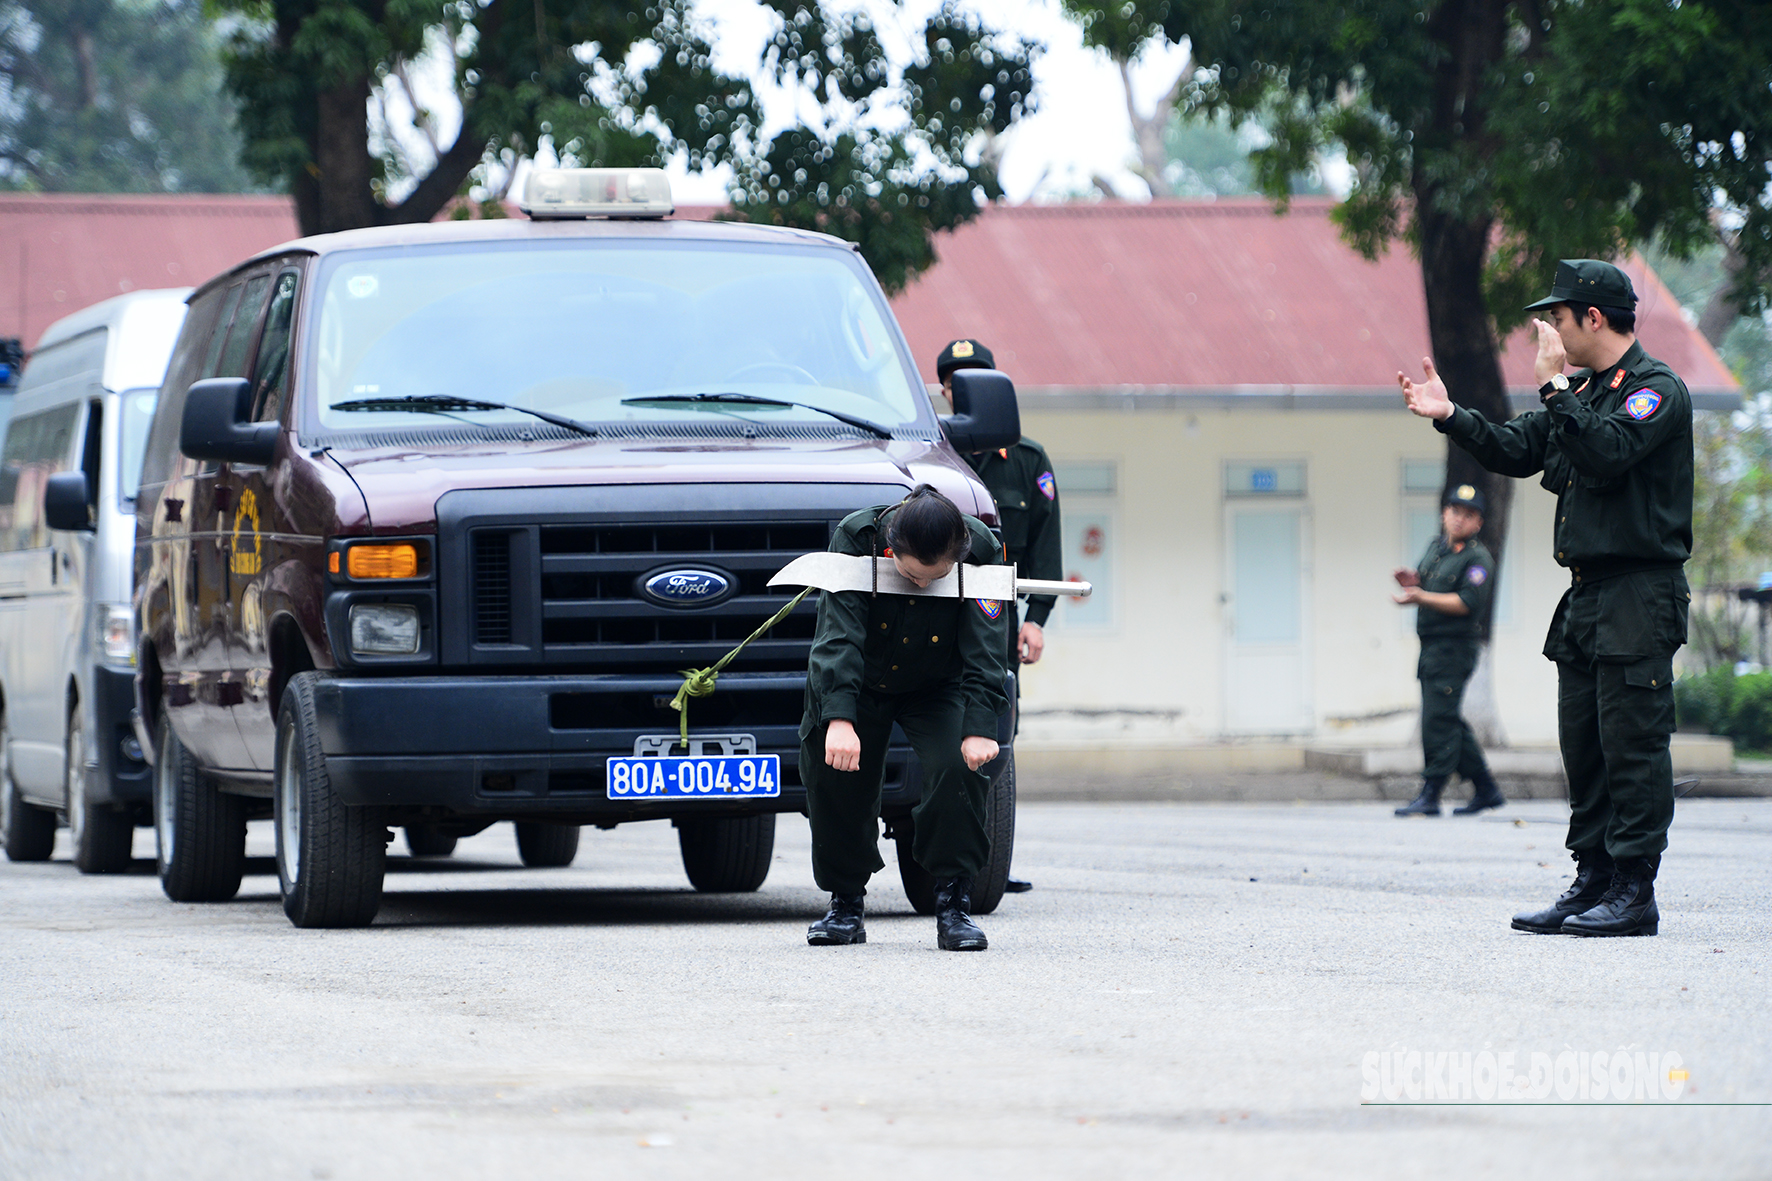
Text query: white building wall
1015 405 1563 748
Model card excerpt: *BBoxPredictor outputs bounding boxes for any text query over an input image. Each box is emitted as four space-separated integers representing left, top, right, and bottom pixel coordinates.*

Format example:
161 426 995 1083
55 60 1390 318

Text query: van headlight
349 604 420 655
99 604 134 663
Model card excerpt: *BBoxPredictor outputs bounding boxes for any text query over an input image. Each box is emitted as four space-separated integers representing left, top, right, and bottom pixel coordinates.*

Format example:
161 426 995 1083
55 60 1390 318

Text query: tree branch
383 119 487 224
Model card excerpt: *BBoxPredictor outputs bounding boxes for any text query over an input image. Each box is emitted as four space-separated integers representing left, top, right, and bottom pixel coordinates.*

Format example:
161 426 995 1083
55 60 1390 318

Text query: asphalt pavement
2 798 1768 1180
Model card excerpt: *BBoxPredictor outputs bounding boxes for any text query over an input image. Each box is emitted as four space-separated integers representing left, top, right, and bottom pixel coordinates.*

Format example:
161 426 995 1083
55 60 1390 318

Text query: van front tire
154 714 245 900
274 673 385 928
69 705 134 874
2 712 55 862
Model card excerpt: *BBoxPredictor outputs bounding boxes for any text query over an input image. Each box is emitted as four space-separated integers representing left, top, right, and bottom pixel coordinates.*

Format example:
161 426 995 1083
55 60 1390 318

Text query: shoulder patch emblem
1625 389 1662 420
1466 566 1488 586
1037 471 1056 500
976 598 1004 620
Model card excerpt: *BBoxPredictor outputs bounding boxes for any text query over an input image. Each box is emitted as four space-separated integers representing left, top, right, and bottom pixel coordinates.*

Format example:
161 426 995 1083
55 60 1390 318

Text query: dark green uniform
1414 534 1495 783
799 507 1010 895
964 439 1063 632
1435 339 1692 860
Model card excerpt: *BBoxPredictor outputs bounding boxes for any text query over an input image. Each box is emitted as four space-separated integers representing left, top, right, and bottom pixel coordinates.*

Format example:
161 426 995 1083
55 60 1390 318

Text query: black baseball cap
1444 483 1487 515
936 339 994 380
1524 259 1638 313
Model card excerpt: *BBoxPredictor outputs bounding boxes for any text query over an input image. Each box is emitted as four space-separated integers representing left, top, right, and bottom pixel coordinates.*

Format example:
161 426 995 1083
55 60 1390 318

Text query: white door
1224 505 1312 733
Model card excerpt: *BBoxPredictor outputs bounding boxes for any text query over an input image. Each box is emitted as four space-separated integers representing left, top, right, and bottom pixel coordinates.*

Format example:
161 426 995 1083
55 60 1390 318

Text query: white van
0 289 189 871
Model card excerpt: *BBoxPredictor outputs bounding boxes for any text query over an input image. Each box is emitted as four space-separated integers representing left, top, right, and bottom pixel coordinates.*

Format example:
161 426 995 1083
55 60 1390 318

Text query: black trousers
1544 569 1688 861
801 683 990 896
1418 638 1491 782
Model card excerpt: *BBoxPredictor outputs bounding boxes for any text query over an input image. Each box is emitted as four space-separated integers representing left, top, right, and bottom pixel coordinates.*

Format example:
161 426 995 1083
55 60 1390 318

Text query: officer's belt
1565 558 1684 585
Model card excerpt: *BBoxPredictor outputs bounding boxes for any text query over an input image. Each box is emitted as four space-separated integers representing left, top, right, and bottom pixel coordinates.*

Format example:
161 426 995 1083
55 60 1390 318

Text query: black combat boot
806 892 866 945
1510 848 1615 933
1563 856 1660 937
1453 769 1506 815
1394 777 1446 817
933 877 988 951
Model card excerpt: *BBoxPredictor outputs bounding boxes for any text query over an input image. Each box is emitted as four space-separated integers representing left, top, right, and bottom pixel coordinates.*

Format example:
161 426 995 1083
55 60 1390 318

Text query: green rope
670 587 812 750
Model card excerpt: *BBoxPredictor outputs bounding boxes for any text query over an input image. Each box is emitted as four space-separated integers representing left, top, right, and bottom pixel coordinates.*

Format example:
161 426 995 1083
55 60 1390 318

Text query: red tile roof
889 198 1738 399
0 192 1736 403
0 194 299 349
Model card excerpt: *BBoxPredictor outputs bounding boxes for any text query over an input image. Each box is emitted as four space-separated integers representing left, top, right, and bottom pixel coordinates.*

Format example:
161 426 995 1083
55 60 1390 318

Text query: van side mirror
181 377 278 466
44 471 94 532
940 369 1021 453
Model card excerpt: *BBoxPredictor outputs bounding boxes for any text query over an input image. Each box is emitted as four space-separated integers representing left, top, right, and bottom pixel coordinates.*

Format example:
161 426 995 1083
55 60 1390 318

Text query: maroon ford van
133 169 1021 927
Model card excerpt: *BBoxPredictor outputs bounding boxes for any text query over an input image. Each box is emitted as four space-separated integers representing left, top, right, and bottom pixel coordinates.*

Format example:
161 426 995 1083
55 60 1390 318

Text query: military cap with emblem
937 339 995 380
1524 259 1638 313
1443 483 1486 515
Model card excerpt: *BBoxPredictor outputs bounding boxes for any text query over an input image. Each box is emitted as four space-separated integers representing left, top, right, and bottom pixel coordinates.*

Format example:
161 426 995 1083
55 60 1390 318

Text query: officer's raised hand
1531 317 1569 385
1398 357 1454 420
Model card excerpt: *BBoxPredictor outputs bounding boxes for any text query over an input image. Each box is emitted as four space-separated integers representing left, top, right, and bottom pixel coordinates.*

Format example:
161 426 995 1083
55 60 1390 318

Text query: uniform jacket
1416 535 1494 640
803 506 1011 739
964 437 1062 626
1434 340 1692 572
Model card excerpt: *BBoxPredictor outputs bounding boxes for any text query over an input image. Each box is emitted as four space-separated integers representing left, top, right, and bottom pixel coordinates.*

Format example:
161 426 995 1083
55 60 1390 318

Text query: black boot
1563 856 1660 937
1005 878 1033 894
1511 848 1614 933
1453 769 1506 815
1394 777 1445 817
806 892 866 945
934 877 988 951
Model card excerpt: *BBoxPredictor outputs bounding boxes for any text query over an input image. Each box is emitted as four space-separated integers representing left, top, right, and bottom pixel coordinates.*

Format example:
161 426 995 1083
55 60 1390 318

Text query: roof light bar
520 167 674 220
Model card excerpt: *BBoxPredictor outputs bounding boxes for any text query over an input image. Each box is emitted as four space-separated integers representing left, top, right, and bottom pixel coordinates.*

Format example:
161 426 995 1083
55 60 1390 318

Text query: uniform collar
1594 339 1646 395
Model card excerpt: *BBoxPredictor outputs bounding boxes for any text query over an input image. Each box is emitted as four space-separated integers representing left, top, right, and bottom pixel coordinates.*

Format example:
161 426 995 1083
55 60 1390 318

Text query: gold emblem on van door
230 488 263 576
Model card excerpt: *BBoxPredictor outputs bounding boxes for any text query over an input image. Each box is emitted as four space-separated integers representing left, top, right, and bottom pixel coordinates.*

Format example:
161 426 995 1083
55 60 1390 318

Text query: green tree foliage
0 0 256 192
213 0 1034 292
1061 0 1772 588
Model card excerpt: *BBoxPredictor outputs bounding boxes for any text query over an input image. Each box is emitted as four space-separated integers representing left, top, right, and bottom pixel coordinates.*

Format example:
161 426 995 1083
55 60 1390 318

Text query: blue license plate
606 755 782 799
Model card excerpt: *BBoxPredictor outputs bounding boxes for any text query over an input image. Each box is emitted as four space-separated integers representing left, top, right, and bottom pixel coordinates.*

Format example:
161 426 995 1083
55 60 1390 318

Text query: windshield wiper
332 395 598 439
619 393 893 439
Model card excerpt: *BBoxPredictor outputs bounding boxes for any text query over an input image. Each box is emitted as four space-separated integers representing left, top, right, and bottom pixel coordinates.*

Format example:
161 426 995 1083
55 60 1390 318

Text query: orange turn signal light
346 544 419 580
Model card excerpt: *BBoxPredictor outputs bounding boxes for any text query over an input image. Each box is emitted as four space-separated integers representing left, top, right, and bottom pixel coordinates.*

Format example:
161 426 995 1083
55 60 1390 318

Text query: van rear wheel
275 673 386 928
678 814 774 892
154 714 245 901
2 713 55 862
514 822 579 868
69 705 134 874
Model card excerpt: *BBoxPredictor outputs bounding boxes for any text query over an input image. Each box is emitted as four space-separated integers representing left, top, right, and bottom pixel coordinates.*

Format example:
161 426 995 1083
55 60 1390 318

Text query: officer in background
938 339 1063 894
1391 484 1505 817
1399 259 1693 938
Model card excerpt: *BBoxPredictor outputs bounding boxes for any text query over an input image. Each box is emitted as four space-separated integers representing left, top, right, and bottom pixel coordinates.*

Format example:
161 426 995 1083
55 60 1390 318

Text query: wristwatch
1539 373 1570 400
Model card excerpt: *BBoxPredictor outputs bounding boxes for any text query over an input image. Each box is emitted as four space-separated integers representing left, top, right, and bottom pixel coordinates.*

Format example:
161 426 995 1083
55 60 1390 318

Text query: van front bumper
309 672 926 822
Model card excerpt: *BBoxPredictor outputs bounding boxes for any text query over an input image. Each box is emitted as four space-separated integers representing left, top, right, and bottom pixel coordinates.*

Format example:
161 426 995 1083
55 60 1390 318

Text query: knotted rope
669 587 812 750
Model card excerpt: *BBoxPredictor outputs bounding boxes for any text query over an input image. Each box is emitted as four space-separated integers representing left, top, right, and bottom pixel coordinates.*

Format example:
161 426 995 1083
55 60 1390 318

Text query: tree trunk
1417 196 1514 746
307 76 377 235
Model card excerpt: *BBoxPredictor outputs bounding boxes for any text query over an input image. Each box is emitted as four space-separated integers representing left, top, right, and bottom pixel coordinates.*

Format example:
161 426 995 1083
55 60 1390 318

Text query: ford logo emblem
640 567 734 608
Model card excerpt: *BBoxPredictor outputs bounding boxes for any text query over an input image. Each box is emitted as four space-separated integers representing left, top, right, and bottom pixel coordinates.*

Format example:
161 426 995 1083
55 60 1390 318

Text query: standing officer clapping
1392 484 1505 817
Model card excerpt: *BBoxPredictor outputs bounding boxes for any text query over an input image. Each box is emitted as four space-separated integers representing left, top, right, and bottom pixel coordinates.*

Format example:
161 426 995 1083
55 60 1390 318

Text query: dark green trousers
1418 638 1491 782
1544 569 1688 860
801 683 990 896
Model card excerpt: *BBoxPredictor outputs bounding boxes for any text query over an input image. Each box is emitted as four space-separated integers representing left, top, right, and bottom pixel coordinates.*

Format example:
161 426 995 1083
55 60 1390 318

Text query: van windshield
310 241 924 436
118 388 158 500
